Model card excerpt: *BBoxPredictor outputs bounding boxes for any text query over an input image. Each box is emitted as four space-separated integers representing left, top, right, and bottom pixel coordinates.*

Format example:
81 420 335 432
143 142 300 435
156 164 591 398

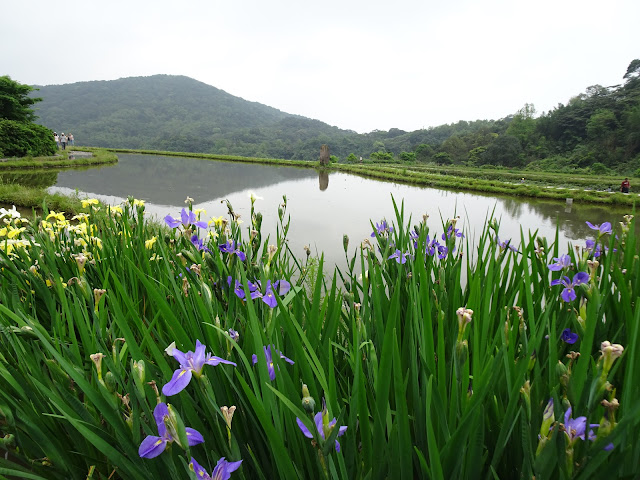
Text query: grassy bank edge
0 149 117 171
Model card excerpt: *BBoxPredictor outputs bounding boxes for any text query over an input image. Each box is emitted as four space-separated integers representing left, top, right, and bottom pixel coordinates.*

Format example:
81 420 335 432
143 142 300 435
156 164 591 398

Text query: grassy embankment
0 149 117 213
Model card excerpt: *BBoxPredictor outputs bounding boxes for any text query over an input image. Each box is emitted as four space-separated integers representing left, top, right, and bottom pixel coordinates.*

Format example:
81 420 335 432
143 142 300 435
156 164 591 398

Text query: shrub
0 120 57 157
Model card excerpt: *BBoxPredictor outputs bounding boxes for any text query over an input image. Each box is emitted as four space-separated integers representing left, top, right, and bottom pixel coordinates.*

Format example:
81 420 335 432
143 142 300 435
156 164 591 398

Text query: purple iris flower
551 272 590 302
190 456 242 480
442 225 464 241
560 328 579 344
436 244 449 259
190 234 211 253
547 254 572 271
138 403 204 458
247 279 291 308
228 329 239 341
425 235 437 256
251 345 294 381
388 249 412 264
219 240 246 261
563 406 598 444
162 340 236 396
296 404 348 452
497 237 519 253
585 239 602 258
410 229 419 248
586 221 612 235
371 220 393 237
165 208 208 230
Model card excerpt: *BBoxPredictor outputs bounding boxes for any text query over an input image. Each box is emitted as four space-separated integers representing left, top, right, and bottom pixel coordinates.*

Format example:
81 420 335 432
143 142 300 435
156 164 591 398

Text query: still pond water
33 153 634 269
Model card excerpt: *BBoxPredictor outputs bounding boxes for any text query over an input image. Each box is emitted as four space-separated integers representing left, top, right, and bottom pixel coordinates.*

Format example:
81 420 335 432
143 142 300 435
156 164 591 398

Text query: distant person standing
69 133 74 146
621 178 630 193
54 132 59 148
60 133 68 150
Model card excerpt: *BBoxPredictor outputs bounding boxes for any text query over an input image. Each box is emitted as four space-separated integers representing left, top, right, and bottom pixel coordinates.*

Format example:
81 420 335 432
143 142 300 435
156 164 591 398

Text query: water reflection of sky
45 154 636 270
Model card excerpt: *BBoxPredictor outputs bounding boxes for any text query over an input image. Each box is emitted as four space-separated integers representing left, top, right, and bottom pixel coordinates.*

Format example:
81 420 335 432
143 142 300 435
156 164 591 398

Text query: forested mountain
29 61 640 172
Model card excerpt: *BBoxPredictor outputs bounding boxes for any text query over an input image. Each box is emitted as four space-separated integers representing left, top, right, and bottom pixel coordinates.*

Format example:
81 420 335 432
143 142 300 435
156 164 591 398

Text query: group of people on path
53 132 74 150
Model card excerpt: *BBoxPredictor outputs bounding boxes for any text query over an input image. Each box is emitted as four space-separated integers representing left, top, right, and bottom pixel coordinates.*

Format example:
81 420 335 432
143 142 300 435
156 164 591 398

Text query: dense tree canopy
0 75 40 122
0 76 55 158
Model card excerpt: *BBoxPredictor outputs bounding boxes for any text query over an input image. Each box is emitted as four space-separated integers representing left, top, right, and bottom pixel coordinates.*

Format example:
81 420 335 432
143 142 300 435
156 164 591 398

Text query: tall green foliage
0 195 638 479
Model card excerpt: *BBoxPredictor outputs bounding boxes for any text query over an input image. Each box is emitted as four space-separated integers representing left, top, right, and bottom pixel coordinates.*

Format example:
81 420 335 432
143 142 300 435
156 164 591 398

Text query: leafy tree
346 153 358 163
433 152 452 165
399 151 416 162
0 76 55 157
481 135 523 167
586 109 619 146
468 146 487 165
415 144 434 162
0 75 40 122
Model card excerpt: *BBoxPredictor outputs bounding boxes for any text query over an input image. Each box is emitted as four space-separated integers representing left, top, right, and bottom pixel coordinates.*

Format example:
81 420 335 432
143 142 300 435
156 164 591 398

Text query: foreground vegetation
0 194 638 479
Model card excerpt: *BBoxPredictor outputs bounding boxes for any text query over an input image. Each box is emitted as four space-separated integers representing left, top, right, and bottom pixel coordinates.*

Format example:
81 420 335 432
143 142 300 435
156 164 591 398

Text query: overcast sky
2 0 638 133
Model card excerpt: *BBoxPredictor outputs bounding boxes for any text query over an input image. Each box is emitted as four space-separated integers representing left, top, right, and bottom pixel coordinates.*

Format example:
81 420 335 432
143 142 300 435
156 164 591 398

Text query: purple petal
338 425 348 436
251 354 258 365
234 282 245 299
550 279 562 286
194 220 209 229
204 355 237 367
314 412 324 439
185 427 204 446
599 222 612 234
180 208 190 227
162 368 193 396
296 417 314 438
561 328 579 344
138 435 167 458
164 215 181 229
335 439 341 452
604 442 614 451
190 457 209 478
153 403 169 435
170 347 188 366
250 290 263 300
277 279 291 296
564 407 572 426
267 362 276 381
212 457 243 480
561 287 576 302
262 291 277 308
573 271 590 286
585 221 598 230
279 351 295 365
236 250 246 262
193 341 207 370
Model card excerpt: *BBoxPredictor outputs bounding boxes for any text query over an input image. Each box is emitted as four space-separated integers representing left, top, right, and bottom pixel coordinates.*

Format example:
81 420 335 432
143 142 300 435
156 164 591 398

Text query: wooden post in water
319 144 330 166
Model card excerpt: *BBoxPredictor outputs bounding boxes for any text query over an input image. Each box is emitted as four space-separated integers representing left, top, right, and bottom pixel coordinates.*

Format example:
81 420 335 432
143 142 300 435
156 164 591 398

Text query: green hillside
29 60 640 171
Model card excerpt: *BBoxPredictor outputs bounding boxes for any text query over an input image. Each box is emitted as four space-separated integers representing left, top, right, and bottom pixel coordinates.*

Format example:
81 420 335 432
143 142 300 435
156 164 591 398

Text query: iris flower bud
302 384 316 413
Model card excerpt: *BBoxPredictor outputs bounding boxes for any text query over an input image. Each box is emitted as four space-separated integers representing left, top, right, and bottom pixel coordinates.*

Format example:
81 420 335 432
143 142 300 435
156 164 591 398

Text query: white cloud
1 0 638 132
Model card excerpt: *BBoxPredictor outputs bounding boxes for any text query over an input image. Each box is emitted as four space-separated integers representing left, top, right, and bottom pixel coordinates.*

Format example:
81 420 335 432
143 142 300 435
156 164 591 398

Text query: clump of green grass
0 195 638 479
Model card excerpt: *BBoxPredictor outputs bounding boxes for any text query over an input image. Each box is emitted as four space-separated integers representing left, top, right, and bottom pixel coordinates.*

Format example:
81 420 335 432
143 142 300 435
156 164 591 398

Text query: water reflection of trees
500 197 636 240
0 171 58 188
54 154 318 205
